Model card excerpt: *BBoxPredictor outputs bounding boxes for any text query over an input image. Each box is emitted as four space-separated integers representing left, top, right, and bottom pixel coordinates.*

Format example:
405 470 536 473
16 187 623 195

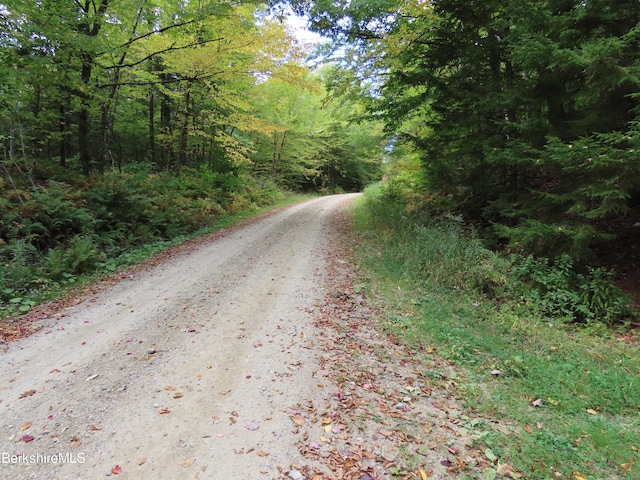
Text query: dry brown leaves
274 202 485 479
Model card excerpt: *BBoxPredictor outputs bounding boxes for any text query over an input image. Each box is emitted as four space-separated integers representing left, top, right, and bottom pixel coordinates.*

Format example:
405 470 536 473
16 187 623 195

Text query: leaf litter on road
274 205 487 479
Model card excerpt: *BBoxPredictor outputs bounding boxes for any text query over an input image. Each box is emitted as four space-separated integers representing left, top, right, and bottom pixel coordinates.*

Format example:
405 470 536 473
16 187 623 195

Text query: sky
284 11 325 46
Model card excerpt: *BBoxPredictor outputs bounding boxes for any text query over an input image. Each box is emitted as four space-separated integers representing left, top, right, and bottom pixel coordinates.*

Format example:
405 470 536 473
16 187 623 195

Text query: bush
0 165 292 318
508 254 632 324
45 235 100 280
21 182 96 249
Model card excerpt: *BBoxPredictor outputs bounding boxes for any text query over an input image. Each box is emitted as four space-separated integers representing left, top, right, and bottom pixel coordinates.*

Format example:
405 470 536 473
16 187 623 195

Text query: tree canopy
294 0 640 259
3 0 640 297
0 0 384 188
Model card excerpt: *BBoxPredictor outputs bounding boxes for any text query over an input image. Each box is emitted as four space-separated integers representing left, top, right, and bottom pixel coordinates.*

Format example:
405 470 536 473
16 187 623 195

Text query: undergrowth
351 183 640 479
0 165 303 318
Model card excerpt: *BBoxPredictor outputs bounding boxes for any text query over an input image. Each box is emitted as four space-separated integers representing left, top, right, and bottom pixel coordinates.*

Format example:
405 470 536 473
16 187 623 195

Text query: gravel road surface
0 194 360 479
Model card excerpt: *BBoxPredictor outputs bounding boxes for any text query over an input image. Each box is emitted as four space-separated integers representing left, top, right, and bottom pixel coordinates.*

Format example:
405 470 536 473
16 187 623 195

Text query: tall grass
351 184 640 479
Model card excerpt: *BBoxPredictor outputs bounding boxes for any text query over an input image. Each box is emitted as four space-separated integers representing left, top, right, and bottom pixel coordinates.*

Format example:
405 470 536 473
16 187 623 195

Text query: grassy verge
350 184 640 479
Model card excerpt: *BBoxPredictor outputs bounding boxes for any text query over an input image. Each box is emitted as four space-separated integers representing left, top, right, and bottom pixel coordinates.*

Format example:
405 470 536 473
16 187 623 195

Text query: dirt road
0 195 362 479
1 194 475 480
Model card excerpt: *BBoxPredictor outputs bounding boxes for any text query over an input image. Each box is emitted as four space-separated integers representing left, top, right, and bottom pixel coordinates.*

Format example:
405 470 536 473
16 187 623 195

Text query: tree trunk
78 56 93 175
59 103 68 168
160 87 173 170
149 91 156 165
271 130 287 180
177 89 191 171
76 0 110 175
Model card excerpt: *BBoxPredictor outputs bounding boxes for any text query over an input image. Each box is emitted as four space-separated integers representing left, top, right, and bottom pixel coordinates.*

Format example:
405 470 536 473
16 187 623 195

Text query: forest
293 0 640 322
0 0 385 313
2 0 640 322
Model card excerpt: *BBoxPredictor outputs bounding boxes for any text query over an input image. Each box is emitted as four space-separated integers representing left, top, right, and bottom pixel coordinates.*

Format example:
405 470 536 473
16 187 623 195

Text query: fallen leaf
181 458 195 467
291 414 305 426
524 425 533 434
111 465 122 475
19 390 36 398
85 374 99 381
496 463 522 478
173 392 183 399
158 408 171 414
484 467 498 480
90 424 101 431
22 434 34 443
137 457 146 466
219 389 231 395
164 386 176 391
257 450 269 457
49 369 61 374
586 408 598 415
484 448 497 463
491 369 502 376
571 473 588 480
20 422 32 431
419 468 428 480
245 421 260 431
531 398 542 407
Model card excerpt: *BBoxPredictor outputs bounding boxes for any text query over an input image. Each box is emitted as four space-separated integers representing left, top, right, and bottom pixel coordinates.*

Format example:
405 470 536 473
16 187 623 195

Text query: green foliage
509 255 633 325
357 184 510 297
0 165 298 317
45 235 100 280
1 0 383 189
351 188 640 479
302 0 640 259
249 68 384 191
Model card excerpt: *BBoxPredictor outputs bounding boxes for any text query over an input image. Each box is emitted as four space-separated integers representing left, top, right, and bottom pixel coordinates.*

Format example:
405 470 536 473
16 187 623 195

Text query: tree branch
112 19 197 51
100 37 224 69
97 71 225 89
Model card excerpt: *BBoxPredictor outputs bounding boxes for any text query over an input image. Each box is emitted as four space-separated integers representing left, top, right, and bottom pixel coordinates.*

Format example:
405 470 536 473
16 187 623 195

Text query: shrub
508 254 632 324
45 235 100 280
21 182 95 249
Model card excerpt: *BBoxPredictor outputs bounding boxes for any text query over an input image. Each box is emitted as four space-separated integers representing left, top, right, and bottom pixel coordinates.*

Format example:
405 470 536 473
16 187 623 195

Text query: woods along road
0 194 471 480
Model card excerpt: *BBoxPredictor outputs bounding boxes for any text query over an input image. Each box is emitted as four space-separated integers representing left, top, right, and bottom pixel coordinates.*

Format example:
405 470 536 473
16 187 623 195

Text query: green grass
350 184 640 479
